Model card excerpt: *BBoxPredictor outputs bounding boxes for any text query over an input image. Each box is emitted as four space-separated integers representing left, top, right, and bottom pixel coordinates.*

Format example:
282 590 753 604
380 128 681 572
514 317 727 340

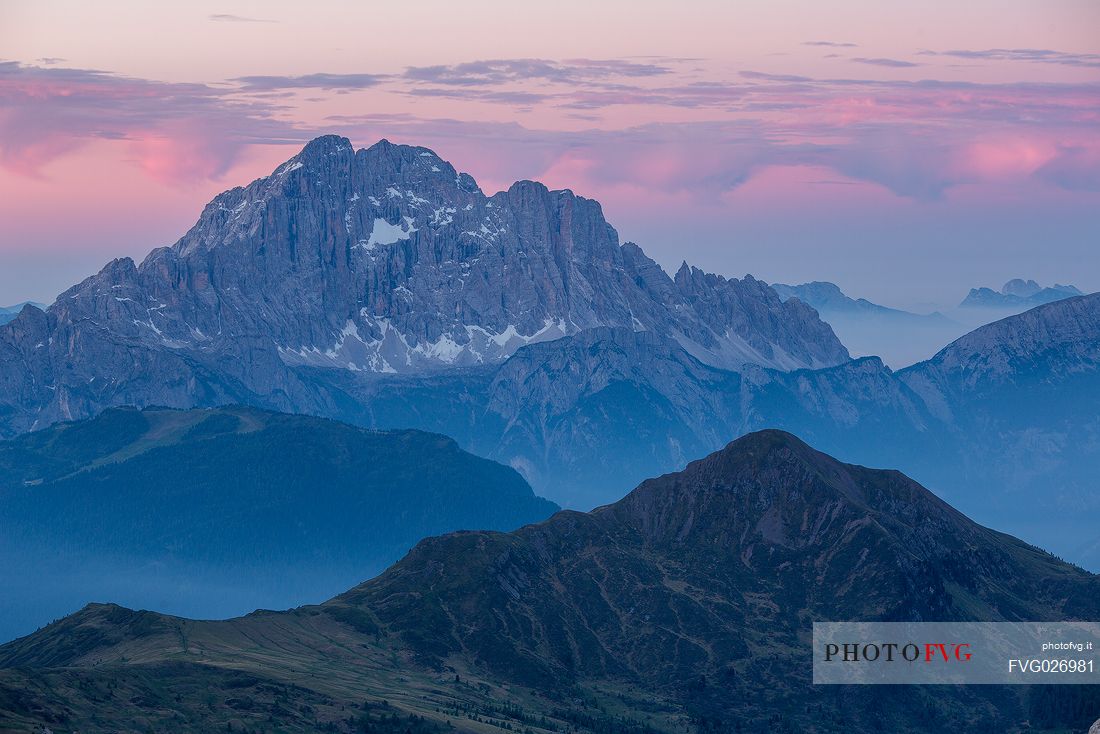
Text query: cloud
346 77 1100 202
803 41 858 48
4 55 1097 202
0 62 302 182
740 71 813 82
232 73 388 91
920 48 1100 68
208 13 276 23
820 129 961 200
851 57 921 68
563 58 674 78
1033 146 1100 191
325 112 420 126
328 58 1100 201
403 58 671 86
806 179 861 186
405 87 554 107
318 113 953 202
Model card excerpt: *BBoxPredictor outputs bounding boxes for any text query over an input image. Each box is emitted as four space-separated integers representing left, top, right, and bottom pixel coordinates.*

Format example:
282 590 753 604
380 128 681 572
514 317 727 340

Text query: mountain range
960 278 1082 310
345 293 1100 570
2 135 1097 732
0 406 556 643
769 281 959 367
0 135 846 437
1 136 1096 570
770 281 951 325
2 431 1097 733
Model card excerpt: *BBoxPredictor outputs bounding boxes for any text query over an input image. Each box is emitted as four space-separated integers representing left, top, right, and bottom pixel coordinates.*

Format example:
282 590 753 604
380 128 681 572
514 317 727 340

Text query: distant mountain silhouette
0 406 556 642
771 281 951 324
770 280 961 367
960 279 1082 309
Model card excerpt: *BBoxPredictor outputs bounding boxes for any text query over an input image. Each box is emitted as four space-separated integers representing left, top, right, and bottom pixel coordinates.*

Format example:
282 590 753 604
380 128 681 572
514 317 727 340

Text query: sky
0 0 1097 311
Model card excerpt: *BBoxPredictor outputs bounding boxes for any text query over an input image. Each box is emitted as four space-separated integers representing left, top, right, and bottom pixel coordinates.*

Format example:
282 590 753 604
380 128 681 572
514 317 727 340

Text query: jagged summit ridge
0 135 848 435
150 134 845 373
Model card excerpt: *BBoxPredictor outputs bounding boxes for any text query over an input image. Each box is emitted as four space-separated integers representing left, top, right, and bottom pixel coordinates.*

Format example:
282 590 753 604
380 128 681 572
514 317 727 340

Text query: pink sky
1 0 1098 309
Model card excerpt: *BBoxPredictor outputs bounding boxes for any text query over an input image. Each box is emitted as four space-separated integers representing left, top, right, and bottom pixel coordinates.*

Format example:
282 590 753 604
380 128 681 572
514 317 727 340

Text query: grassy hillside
1 431 1097 733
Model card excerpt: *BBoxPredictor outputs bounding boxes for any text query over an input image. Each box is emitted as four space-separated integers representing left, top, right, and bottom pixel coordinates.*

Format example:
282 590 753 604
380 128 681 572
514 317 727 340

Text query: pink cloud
1034 145 1100 191
962 138 1056 179
2 55 1098 205
129 125 243 184
0 62 301 184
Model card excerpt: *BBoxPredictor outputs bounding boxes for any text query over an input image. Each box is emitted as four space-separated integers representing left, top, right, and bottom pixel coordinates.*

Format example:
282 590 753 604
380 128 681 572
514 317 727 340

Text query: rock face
0 135 847 436
352 295 1100 570
2 431 1096 733
905 291 1100 388
0 303 44 327
354 329 930 508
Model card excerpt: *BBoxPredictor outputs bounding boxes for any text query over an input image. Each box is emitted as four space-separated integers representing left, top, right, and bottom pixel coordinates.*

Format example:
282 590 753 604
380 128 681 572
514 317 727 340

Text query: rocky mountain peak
673 260 699 289
1001 278 1042 298
297 133 355 163
0 135 851 435
657 428 831 490
605 429 910 544
318 429 1092 694
772 280 847 306
356 137 463 185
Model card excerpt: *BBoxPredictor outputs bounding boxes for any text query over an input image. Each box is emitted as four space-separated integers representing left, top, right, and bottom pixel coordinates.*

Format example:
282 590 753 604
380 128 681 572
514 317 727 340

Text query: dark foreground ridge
1 430 1097 733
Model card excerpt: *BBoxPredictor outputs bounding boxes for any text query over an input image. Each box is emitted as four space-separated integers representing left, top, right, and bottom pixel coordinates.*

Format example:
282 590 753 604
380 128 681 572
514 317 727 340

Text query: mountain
0 405 556 643
960 279 1083 310
2 431 1097 733
894 293 1100 544
350 329 936 510
770 281 960 367
770 281 943 323
906 290 1100 388
1003 278 1047 298
0 135 847 437
0 303 44 327
345 294 1100 570
346 327 745 507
